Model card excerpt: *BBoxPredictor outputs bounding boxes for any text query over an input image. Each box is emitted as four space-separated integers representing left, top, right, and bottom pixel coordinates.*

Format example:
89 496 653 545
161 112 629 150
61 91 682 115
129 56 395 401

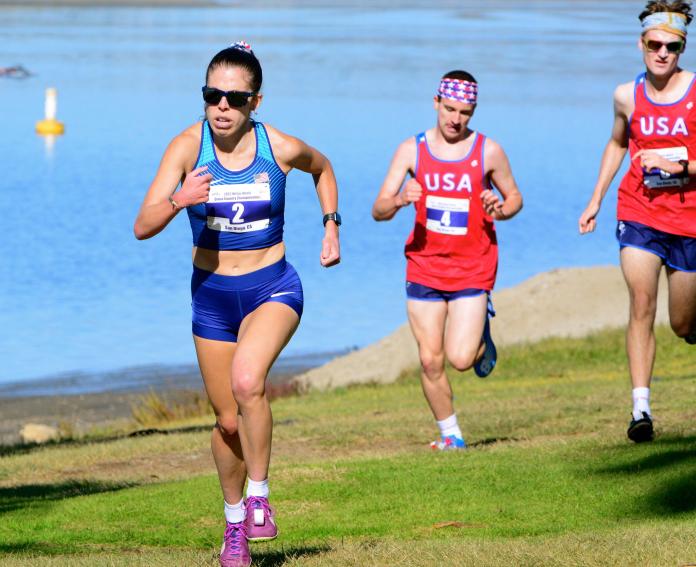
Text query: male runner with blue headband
580 1 696 443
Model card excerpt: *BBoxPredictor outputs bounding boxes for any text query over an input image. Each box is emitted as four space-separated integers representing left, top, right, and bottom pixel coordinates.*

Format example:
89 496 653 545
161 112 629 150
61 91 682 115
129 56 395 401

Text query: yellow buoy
36 120 65 135
36 87 65 135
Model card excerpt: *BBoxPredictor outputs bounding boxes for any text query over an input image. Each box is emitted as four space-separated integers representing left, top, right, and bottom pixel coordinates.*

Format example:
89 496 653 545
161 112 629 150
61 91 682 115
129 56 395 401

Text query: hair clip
231 41 253 53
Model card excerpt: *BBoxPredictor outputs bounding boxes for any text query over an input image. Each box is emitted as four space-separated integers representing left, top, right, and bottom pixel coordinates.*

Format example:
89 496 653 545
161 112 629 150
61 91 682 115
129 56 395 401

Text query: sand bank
292 265 670 392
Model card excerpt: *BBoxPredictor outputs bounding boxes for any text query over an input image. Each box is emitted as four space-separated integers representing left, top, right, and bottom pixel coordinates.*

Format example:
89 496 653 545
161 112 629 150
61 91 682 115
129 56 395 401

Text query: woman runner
134 42 341 567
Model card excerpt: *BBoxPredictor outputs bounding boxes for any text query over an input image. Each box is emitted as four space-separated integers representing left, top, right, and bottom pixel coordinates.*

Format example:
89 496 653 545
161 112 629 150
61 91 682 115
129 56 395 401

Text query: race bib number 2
425 195 469 235
205 182 271 233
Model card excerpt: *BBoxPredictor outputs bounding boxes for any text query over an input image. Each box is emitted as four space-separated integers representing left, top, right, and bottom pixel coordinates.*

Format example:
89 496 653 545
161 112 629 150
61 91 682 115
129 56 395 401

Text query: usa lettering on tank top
186 120 287 250
618 72 696 238
404 131 498 292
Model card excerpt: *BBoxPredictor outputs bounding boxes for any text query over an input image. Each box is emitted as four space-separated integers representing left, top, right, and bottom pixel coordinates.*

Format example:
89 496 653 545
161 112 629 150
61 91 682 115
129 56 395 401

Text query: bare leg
233 302 299 482
444 294 488 371
620 247 663 388
193 336 246 504
407 300 453 421
666 267 696 339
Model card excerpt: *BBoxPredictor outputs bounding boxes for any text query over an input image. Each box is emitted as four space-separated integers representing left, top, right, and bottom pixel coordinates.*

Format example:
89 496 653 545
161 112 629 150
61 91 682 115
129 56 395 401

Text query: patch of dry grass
130 390 212 427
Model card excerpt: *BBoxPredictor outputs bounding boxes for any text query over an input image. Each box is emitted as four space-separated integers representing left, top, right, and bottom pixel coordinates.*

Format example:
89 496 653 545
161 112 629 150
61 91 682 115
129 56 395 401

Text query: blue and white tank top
186 120 286 250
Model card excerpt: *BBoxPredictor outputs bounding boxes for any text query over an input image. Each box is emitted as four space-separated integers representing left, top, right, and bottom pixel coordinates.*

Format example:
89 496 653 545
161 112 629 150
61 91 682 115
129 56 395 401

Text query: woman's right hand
176 166 212 207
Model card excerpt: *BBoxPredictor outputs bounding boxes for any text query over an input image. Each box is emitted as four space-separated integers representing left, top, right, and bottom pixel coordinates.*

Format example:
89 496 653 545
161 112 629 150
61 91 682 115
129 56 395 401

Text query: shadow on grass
252 544 330 566
646 471 696 514
0 542 68 555
469 436 516 448
594 434 696 517
0 424 212 458
0 479 136 515
598 436 696 474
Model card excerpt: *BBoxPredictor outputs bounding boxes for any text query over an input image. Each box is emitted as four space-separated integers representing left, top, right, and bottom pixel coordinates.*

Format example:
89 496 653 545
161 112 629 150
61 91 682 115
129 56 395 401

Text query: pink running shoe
244 496 278 542
219 521 251 567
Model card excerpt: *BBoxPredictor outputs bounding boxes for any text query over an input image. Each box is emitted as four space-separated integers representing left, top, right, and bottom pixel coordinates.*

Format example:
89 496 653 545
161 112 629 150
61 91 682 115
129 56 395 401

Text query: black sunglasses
202 86 255 107
642 38 684 54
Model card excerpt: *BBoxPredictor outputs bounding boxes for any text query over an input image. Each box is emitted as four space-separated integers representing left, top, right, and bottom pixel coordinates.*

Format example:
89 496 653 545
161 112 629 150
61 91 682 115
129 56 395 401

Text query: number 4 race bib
205 181 271 233
425 195 469 235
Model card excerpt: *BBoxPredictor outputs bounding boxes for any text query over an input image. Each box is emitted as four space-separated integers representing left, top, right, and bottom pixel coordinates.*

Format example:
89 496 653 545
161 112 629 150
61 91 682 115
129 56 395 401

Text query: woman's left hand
320 225 341 267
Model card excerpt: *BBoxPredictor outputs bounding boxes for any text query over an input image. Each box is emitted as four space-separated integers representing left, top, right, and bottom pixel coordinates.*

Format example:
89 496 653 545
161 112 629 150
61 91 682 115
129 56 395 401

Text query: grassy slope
1 326 695 566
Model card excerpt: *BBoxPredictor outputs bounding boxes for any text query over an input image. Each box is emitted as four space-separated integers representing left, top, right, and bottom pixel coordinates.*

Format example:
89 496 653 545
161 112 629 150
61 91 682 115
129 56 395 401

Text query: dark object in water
1 65 31 79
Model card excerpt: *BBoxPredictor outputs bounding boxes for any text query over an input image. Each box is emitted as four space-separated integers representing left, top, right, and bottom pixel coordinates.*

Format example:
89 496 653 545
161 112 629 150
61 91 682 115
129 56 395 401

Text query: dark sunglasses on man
202 86 256 107
642 38 685 54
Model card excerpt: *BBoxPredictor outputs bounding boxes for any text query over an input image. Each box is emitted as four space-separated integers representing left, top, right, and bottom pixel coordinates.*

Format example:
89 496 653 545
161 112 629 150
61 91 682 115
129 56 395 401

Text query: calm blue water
1 1 692 388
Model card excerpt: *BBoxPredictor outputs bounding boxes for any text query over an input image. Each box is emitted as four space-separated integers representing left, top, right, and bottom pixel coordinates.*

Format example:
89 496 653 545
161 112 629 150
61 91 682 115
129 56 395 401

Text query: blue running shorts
617 220 696 272
406 281 487 302
191 257 303 342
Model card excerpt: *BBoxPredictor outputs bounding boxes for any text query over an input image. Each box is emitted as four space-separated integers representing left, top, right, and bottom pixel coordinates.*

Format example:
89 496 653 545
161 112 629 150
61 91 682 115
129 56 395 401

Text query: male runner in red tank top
372 70 523 450
580 1 696 443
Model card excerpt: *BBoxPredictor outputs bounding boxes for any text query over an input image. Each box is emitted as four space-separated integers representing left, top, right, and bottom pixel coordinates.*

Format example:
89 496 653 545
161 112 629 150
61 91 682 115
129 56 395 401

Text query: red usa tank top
405 131 498 291
618 72 696 237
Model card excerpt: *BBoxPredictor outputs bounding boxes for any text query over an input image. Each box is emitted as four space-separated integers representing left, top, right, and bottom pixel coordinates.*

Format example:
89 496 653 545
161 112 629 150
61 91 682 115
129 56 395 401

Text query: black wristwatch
322 212 342 227
679 159 690 180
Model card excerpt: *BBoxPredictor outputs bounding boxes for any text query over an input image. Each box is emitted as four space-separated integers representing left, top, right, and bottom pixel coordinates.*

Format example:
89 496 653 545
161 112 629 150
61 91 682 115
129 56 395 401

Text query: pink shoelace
246 496 273 518
223 522 246 554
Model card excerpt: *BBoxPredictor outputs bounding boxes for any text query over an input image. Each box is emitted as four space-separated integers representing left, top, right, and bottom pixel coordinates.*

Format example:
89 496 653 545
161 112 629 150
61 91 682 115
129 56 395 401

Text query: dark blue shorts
406 281 487 302
191 258 303 342
617 220 696 272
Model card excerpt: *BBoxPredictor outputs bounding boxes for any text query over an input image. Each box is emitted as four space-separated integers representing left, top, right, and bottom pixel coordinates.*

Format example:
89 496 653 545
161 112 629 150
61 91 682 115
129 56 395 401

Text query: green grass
1 326 696 566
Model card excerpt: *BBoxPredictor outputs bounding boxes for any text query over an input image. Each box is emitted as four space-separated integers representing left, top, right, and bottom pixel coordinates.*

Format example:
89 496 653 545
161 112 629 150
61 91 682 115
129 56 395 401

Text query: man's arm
372 138 419 221
481 139 523 220
579 82 633 234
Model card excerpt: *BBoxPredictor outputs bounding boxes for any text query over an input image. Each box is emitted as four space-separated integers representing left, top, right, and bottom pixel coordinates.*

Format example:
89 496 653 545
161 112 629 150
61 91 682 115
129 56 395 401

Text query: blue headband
642 12 688 38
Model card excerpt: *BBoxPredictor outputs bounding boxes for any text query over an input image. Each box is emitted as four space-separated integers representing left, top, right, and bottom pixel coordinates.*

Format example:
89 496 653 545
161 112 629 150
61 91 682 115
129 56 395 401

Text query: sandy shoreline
291 265 670 391
0 354 334 444
0 348 337 399
0 389 195 445
1 265 671 445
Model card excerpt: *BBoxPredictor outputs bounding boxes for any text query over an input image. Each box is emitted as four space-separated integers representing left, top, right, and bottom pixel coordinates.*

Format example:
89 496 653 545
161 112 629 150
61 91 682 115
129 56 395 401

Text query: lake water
2 1 691 391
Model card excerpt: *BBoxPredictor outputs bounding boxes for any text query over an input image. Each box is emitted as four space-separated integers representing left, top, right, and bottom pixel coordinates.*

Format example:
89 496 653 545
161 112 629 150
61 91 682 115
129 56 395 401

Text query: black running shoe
627 412 654 443
685 330 696 345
